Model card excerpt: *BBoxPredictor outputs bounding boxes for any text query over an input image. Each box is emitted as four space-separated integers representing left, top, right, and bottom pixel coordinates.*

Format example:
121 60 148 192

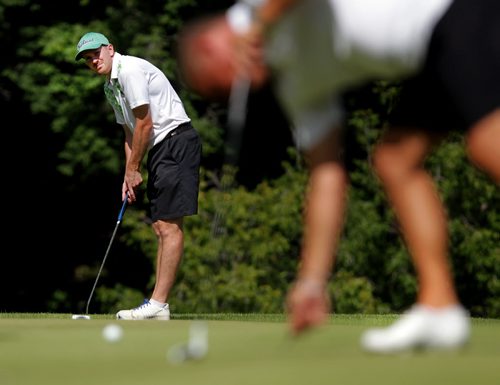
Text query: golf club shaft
225 75 251 166
211 76 251 238
85 193 128 315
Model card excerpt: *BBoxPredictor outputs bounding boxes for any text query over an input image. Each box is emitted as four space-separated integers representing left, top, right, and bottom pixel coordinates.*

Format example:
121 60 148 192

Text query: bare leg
373 128 458 307
287 129 348 334
115 217 183 320
466 108 500 183
151 217 184 303
360 126 481 352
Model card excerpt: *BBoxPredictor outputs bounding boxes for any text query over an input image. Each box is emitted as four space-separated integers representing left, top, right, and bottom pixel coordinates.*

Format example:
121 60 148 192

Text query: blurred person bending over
76 32 202 320
177 0 500 352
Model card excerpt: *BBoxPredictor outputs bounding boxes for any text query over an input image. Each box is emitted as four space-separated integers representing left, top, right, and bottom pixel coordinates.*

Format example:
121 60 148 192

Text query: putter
211 75 251 237
225 75 251 166
72 192 129 319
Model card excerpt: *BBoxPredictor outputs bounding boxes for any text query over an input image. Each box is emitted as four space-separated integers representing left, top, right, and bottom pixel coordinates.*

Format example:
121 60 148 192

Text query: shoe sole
116 315 170 320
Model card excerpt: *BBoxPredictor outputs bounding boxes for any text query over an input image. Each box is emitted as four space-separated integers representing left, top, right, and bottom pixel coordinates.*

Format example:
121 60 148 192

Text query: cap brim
75 42 102 61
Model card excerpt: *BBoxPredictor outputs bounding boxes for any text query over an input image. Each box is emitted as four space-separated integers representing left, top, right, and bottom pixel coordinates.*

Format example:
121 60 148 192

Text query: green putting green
0 314 498 385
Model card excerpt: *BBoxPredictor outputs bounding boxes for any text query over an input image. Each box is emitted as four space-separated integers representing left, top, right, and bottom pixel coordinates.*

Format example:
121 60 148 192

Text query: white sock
149 299 166 308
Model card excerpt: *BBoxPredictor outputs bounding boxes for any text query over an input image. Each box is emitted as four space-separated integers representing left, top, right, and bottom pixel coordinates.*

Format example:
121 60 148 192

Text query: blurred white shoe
360 304 470 353
116 299 170 320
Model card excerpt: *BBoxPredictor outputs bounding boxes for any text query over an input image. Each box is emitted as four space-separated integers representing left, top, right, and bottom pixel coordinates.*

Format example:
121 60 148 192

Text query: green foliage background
1 0 498 317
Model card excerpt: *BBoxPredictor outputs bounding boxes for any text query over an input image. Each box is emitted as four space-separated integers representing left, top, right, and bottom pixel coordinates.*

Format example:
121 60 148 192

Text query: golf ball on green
102 324 123 343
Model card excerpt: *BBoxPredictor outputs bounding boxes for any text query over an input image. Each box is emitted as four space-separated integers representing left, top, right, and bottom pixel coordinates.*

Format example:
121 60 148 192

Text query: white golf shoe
360 304 470 354
116 300 170 320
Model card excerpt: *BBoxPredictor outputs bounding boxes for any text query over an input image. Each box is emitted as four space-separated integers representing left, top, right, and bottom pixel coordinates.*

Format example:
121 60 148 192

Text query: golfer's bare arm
123 104 153 201
127 104 152 173
123 125 132 164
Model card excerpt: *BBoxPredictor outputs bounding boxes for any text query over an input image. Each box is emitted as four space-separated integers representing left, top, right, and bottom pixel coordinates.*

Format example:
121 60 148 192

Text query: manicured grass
0 314 498 385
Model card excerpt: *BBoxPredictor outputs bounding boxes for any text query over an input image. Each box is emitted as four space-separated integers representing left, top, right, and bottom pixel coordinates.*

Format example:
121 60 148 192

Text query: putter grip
117 192 129 222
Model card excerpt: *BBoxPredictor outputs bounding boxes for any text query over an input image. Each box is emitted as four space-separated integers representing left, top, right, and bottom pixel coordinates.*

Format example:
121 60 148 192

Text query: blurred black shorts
390 0 500 132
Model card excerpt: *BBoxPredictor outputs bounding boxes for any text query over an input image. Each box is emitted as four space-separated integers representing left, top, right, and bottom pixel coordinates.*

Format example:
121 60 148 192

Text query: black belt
165 122 192 139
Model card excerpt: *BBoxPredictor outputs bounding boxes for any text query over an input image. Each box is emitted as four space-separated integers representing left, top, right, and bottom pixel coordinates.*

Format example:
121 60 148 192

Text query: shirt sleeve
118 63 150 110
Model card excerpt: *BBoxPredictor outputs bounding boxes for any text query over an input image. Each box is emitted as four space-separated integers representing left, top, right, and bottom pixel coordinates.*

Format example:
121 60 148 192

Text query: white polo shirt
105 52 190 149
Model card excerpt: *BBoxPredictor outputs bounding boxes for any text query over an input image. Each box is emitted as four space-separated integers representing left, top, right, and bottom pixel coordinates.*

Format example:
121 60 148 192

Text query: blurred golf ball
102 323 123 343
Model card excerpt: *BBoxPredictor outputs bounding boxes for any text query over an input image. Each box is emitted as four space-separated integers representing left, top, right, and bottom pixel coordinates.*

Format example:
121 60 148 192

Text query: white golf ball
102 324 123 343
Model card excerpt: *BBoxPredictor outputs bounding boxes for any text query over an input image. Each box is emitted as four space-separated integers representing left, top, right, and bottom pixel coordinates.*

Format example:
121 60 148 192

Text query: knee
372 145 405 184
153 220 183 240
465 109 500 181
466 123 495 166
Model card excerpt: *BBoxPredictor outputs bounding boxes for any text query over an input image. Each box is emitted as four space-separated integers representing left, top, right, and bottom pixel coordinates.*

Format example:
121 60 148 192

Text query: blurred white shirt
228 0 453 149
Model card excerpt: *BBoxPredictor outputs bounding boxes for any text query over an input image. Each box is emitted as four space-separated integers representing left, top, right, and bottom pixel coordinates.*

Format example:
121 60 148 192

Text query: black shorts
146 122 201 221
389 0 500 132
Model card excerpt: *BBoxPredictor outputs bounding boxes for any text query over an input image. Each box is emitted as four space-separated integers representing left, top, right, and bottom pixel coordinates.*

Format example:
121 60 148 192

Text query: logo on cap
78 38 94 50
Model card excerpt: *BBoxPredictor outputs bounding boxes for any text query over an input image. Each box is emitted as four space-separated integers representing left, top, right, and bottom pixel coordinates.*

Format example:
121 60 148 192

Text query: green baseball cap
75 32 110 61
